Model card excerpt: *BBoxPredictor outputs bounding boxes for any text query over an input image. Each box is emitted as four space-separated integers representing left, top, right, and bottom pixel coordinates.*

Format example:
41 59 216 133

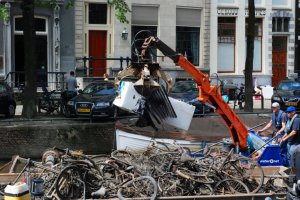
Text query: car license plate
77 108 91 113
286 102 297 106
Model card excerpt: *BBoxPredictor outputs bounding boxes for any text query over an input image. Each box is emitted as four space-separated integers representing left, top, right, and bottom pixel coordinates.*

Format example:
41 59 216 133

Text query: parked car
67 81 118 118
169 80 210 115
0 81 16 117
271 79 300 111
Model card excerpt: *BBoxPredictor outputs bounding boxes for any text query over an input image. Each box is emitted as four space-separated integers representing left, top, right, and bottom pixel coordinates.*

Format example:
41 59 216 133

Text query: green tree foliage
0 4 8 21
108 0 131 23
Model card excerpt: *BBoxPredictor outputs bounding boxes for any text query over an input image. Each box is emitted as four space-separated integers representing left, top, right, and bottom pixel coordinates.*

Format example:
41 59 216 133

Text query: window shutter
176 8 201 27
132 6 158 26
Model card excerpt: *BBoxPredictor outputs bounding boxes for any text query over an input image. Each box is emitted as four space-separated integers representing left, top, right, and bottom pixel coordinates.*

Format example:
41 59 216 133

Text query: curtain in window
272 0 288 6
218 0 235 4
218 43 234 71
190 32 199 65
218 18 236 72
176 8 201 66
244 38 262 71
253 38 261 71
176 27 200 66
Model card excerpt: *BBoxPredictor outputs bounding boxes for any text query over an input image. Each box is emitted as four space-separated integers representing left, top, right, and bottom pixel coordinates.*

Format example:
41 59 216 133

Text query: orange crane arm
141 36 249 149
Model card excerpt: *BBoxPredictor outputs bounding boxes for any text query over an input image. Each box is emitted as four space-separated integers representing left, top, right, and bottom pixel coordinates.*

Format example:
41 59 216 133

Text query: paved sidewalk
228 98 271 112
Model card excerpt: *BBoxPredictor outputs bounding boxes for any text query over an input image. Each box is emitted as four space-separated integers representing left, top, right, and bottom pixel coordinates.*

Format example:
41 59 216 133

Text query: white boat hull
115 129 206 152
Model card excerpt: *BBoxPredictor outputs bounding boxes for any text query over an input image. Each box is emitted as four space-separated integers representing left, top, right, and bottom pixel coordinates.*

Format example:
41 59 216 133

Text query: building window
272 0 289 6
14 16 48 86
176 27 200 65
245 0 263 6
176 8 201 66
272 17 289 32
246 19 263 71
131 6 158 62
131 26 157 62
15 18 47 33
218 17 236 72
218 0 235 4
88 3 107 24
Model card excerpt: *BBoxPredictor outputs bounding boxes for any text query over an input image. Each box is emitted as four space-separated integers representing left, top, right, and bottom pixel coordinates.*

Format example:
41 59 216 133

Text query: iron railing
75 56 131 77
4 71 67 91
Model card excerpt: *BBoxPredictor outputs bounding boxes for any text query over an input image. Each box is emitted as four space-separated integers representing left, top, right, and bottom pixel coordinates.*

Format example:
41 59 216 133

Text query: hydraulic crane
138 36 249 150
115 36 249 150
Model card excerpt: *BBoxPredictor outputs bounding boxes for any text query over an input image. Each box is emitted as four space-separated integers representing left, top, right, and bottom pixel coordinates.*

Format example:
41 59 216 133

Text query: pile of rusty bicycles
3 142 288 199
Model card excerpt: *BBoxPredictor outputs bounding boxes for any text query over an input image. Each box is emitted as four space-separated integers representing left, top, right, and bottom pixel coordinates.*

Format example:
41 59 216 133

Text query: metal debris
0 144 289 199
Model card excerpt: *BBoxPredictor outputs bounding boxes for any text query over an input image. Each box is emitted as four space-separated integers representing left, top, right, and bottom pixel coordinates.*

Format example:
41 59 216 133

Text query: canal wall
0 121 115 160
0 113 271 160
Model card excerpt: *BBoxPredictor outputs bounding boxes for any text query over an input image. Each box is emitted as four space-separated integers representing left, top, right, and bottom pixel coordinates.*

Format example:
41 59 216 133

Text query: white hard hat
271 102 280 108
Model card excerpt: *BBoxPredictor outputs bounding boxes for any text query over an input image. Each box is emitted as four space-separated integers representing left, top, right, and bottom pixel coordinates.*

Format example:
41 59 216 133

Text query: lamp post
3 2 11 81
121 27 128 40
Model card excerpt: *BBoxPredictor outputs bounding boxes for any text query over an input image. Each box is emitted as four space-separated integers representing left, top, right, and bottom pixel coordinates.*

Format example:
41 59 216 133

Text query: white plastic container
113 81 142 112
4 182 30 200
163 97 195 131
261 86 274 99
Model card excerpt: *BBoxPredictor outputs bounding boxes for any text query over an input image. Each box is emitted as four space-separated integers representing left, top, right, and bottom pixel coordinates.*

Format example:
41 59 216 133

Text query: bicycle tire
117 176 158 200
221 155 264 193
213 178 250 195
157 173 185 197
55 165 84 199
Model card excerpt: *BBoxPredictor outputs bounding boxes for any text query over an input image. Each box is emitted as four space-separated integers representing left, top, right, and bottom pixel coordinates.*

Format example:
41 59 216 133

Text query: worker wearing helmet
280 106 300 168
257 102 288 166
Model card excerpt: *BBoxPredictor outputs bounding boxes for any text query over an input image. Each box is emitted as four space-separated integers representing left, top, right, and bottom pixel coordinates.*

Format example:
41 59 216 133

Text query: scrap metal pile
2 144 288 199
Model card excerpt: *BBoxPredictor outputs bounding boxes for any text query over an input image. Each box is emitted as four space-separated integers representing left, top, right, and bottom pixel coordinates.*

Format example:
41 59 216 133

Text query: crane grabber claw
114 37 176 128
114 64 173 94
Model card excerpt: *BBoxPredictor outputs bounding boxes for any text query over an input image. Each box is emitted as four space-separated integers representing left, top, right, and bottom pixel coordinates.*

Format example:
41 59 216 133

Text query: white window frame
84 2 109 26
14 16 48 36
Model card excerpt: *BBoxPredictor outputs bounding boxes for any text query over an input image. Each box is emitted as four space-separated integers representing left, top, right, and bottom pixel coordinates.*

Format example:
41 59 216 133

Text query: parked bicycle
16 83 25 103
233 85 264 110
38 86 60 114
60 90 77 117
233 85 245 110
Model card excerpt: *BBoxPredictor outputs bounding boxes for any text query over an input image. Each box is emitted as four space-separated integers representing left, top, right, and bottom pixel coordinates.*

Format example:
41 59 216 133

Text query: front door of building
272 36 287 87
89 30 107 77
